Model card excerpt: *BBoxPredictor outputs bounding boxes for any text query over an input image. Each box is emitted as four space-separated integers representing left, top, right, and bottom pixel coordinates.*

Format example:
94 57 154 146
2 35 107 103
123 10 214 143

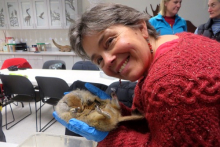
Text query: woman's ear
138 20 149 39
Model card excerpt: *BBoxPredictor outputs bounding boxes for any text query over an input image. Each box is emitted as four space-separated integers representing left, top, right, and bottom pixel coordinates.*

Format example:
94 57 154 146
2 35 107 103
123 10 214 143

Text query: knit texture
97 32 220 147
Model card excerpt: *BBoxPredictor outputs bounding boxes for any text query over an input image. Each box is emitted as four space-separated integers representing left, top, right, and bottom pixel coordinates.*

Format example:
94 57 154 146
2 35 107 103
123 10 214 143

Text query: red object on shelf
5 37 14 43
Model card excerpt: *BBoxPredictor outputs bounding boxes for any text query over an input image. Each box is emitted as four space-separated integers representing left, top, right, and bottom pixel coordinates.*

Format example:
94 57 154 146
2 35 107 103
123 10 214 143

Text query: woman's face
82 23 153 82
208 0 220 19
165 0 182 16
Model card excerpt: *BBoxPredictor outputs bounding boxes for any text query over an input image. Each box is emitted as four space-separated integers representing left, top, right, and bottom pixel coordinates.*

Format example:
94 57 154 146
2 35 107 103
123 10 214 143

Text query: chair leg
5 102 32 130
38 104 57 132
21 102 24 108
2 103 15 127
37 102 45 112
39 118 56 132
35 101 38 132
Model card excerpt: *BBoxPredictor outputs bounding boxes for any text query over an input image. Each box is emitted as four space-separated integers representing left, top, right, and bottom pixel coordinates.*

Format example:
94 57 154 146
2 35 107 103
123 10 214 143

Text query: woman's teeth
119 58 128 73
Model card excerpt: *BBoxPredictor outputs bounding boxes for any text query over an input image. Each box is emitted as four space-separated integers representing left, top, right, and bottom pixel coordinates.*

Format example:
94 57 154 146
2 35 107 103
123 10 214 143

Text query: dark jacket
197 18 220 42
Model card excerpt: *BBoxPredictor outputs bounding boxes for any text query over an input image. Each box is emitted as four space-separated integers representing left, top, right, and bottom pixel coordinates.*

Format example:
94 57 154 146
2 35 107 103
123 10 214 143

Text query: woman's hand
53 111 108 142
53 83 110 142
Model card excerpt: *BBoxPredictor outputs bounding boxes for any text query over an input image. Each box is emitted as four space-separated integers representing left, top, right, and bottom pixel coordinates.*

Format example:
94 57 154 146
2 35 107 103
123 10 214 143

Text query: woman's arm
97 117 150 147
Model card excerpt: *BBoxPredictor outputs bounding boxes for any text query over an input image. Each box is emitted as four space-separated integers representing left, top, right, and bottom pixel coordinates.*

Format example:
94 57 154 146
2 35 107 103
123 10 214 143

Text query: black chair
35 76 70 132
72 61 99 70
0 75 41 131
105 81 137 108
42 60 66 69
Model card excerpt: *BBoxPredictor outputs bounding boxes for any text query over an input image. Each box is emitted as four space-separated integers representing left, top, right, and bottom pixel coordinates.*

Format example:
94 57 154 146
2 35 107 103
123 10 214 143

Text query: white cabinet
1 0 78 30
5 0 22 29
18 0 34 29
47 0 63 29
14 54 43 69
32 0 49 29
0 54 15 67
27 55 43 69
61 0 78 29
47 0 78 29
0 1 8 29
18 0 49 29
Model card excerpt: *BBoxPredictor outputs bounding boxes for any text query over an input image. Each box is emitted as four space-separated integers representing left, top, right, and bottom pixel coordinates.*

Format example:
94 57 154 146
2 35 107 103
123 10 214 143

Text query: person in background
149 0 187 35
53 3 220 147
195 0 220 42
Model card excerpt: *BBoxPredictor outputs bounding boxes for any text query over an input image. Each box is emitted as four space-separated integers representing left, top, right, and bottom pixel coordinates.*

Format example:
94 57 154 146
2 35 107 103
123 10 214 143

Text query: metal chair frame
0 75 40 131
35 76 69 132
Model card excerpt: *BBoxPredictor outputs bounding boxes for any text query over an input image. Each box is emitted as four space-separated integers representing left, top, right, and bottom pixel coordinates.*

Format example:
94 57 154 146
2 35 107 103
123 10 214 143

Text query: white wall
0 0 210 50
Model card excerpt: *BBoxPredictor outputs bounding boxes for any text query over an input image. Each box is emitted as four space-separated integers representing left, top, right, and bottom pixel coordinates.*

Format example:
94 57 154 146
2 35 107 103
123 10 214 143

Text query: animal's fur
52 39 72 52
55 89 144 131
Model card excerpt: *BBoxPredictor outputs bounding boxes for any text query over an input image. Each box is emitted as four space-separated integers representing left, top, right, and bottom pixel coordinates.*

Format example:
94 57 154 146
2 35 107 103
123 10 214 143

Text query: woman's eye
97 57 103 65
105 37 114 48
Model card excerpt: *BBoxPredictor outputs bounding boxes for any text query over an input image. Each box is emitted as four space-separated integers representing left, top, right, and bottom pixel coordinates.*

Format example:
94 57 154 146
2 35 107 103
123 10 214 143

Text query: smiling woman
82 24 154 82
52 3 220 147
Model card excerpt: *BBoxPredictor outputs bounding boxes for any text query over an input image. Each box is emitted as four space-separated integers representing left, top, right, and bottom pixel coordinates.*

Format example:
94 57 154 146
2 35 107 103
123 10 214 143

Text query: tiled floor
2 101 65 145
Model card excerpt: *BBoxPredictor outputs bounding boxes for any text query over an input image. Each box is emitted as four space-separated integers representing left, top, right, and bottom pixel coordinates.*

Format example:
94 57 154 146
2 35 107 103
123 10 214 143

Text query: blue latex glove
85 83 111 100
53 83 110 142
53 111 108 142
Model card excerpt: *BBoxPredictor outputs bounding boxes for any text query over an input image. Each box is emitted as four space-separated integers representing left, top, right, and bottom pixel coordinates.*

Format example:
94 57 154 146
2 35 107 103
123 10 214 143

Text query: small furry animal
55 89 144 132
52 39 72 52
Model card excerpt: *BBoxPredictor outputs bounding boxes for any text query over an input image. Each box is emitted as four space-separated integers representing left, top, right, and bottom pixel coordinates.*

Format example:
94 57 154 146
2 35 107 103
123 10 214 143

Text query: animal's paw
95 105 111 119
70 107 82 113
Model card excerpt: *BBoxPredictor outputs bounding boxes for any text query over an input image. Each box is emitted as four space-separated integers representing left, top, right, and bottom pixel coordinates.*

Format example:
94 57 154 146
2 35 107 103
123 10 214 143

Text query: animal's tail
118 108 145 122
52 39 62 49
118 115 145 122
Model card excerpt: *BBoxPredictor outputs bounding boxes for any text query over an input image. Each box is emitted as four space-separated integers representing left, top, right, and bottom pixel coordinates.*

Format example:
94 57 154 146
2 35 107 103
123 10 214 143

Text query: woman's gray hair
69 3 159 60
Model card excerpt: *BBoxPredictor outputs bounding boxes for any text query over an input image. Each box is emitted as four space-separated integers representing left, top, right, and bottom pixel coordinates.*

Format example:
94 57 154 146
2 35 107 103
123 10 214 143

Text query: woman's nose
103 53 116 68
177 3 181 8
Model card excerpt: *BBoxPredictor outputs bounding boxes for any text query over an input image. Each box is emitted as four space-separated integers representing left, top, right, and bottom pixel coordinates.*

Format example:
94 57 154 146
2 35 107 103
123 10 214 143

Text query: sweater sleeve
97 116 150 147
97 100 150 147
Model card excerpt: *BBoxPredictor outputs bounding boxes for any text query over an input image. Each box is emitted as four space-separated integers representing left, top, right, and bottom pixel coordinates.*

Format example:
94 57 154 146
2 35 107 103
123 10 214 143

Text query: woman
195 0 220 42
53 3 220 147
149 0 187 35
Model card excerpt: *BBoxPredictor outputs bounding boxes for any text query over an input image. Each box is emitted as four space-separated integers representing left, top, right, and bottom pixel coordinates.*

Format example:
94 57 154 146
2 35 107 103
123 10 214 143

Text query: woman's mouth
118 56 129 73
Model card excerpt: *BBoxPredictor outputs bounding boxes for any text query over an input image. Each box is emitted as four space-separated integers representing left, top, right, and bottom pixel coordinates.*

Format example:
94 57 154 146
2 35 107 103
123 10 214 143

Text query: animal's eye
87 100 93 106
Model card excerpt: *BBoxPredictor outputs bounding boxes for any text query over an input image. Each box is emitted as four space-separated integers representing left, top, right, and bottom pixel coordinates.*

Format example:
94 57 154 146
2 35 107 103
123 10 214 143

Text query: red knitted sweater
97 32 220 147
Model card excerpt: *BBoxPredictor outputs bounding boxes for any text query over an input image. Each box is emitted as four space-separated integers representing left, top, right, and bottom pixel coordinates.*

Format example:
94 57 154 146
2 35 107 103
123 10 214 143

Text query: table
0 69 118 86
0 142 18 147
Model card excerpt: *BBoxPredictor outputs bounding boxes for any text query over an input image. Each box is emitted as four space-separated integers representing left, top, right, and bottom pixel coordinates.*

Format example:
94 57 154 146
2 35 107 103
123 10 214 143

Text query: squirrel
55 89 145 132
